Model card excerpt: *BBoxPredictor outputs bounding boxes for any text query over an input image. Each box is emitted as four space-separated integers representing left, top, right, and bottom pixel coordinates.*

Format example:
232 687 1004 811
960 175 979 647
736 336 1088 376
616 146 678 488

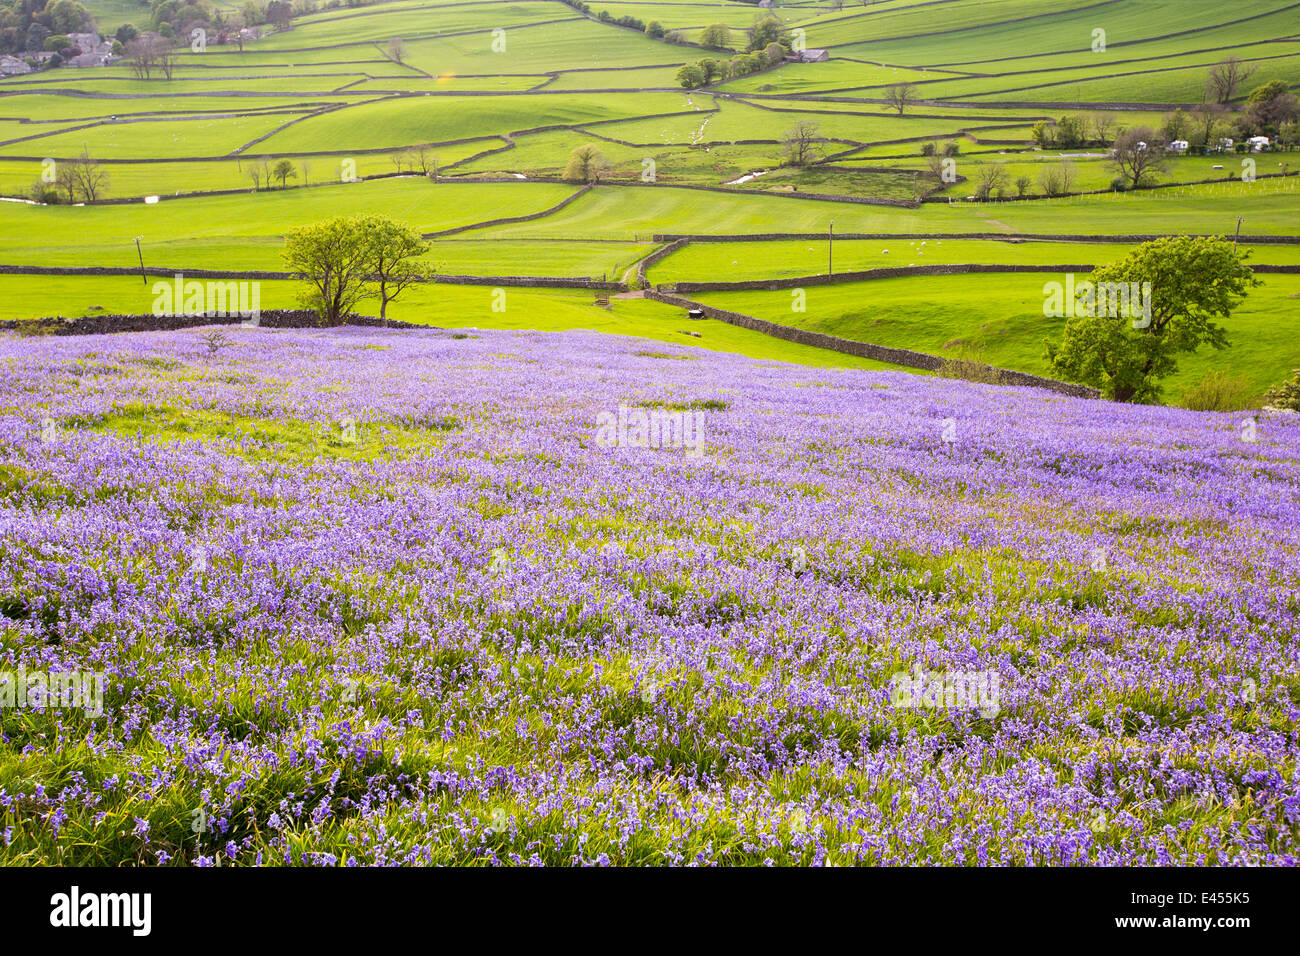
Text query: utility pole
134 236 147 285
828 220 833 276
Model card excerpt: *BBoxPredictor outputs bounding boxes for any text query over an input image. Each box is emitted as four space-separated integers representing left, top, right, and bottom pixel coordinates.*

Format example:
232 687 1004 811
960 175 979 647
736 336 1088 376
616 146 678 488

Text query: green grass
0 0 1288 407
0 144 493 200
695 272 1300 404
254 91 690 153
647 236 1300 282
0 112 303 160
0 274 900 371
0 179 578 269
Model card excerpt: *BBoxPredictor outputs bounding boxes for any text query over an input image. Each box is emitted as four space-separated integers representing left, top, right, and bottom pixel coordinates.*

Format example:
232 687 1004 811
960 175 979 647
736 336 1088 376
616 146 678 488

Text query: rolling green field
2 0 1297 408
695 272 1300 404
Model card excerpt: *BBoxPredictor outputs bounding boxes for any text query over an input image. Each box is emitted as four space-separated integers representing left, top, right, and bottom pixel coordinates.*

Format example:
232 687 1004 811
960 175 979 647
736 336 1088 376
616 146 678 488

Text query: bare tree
1206 57 1257 104
55 147 110 202
1091 113 1117 147
883 81 919 115
926 150 947 182
54 164 79 203
158 41 177 80
1109 126 1166 188
408 145 437 176
781 120 822 167
125 36 161 79
1037 160 1075 197
299 159 312 184
1058 157 1076 193
974 163 1008 200
386 37 406 64
245 159 273 190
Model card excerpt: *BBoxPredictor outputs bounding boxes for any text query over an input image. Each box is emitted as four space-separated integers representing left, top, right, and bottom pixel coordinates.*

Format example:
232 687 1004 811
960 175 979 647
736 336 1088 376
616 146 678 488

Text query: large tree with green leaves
284 217 376 323
699 23 731 49
1046 236 1258 403
285 216 432 324
562 144 611 183
746 16 787 53
357 215 433 324
1245 80 1300 135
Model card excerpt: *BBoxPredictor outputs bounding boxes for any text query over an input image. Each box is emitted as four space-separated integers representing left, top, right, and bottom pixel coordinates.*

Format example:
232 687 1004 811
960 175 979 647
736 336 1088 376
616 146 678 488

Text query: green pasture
246 2 569 50
0 94 341 123
695 271 1300 403
832 0 1286 68
476 178 1300 240
933 53 1300 106
0 179 579 269
590 96 990 146
0 70 382 93
450 129 914 196
255 91 690 153
874 154 1300 201
388 18 683 75
0 112 307 160
647 236 1300 283
537 66 685 92
0 273 897 370
815 0 1104 51
0 144 493 200
717 60 937 97
332 74 553 92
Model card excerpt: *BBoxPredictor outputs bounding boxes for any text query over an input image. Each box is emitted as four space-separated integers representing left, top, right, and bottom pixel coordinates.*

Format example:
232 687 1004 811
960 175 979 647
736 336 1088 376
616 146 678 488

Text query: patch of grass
1180 369 1258 412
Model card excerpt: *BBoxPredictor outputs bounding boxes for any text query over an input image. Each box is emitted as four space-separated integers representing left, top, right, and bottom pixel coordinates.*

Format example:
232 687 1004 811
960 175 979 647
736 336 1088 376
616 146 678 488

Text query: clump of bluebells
0 326 1297 866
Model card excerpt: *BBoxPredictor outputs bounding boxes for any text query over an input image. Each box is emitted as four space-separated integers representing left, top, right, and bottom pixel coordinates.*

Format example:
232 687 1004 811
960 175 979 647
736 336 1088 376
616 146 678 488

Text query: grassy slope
0 274 898 370
0 0 1287 410
695 272 1300 403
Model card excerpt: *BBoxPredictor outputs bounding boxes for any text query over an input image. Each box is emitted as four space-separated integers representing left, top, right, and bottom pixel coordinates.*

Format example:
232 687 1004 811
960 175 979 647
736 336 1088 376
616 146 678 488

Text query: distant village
0 26 264 76
0 29 114 73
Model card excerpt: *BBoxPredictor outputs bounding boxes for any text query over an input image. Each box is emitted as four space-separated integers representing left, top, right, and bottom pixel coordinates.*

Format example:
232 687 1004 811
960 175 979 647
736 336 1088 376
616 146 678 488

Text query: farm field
694 272 1300 404
1 0 1299 889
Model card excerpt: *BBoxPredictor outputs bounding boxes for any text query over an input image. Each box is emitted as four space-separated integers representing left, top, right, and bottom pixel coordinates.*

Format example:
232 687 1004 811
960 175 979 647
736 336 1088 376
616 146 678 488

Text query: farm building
787 48 829 63
0 55 31 75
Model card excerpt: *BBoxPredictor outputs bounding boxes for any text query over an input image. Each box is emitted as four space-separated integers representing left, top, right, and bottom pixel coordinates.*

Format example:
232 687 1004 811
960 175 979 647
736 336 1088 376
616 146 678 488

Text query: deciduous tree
357 215 433 324
699 23 731 50
781 120 822 167
1109 126 1167 188
883 81 918 115
1205 57 1256 104
283 217 375 323
563 144 610 183
1046 237 1258 402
